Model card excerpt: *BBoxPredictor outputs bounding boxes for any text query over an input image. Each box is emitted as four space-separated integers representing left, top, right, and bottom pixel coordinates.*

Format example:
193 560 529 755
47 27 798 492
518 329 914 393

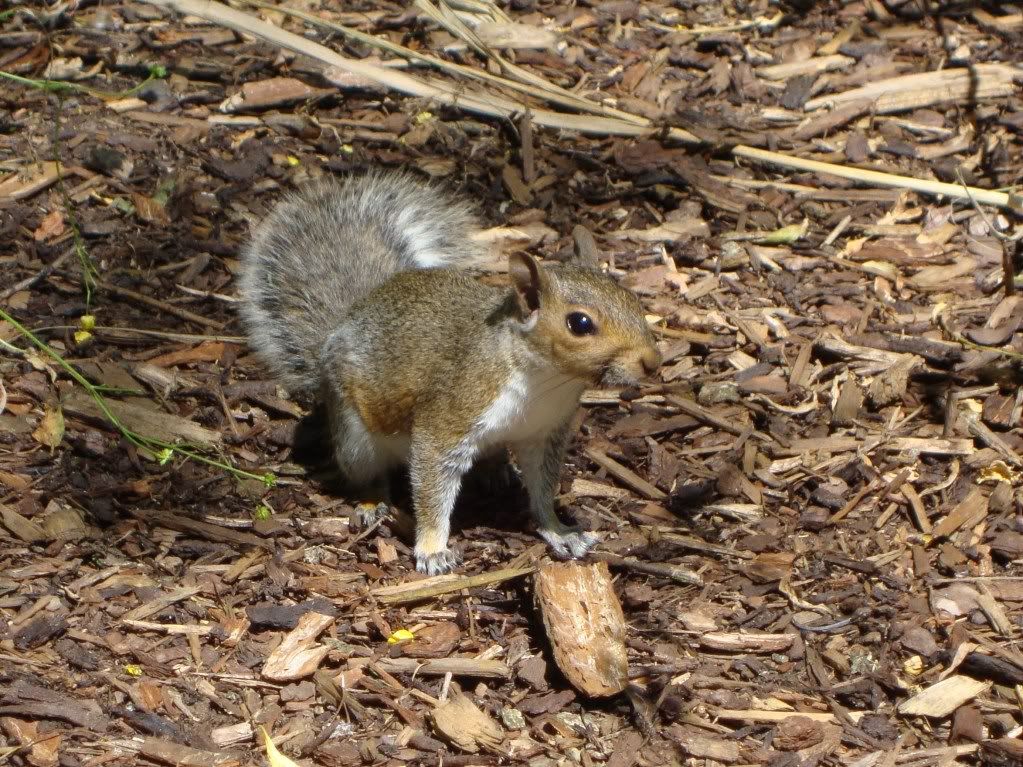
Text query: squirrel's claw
540 527 599 560
416 548 460 575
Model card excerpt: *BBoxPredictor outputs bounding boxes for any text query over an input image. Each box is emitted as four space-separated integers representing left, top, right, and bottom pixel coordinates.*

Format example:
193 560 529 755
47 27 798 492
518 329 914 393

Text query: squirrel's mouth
598 364 639 388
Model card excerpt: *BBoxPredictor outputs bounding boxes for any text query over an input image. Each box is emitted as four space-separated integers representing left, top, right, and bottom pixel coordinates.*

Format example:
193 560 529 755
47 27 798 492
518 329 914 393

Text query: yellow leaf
261 727 301 767
387 628 415 644
32 406 64 450
286 156 300 167
979 461 1018 485
903 655 924 677
414 111 434 125
79 314 96 331
124 664 143 677
958 398 983 415
74 330 92 345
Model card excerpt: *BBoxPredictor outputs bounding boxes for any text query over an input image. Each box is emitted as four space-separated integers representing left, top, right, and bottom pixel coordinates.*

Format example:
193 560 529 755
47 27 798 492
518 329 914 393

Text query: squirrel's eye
566 312 597 336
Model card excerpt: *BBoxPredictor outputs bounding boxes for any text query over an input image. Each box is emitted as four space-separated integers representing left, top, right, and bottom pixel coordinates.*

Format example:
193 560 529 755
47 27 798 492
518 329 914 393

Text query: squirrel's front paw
415 548 460 575
539 527 599 560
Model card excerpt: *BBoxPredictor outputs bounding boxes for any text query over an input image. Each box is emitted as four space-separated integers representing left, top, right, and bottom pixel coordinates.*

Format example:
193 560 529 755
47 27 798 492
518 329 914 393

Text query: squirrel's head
508 252 662 387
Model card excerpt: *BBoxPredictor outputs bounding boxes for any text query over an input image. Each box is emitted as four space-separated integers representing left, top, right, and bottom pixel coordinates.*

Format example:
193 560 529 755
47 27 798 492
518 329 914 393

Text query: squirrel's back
238 170 483 395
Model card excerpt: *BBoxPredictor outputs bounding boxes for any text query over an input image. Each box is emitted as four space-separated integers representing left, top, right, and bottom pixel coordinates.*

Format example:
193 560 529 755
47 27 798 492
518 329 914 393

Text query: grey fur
238 170 483 396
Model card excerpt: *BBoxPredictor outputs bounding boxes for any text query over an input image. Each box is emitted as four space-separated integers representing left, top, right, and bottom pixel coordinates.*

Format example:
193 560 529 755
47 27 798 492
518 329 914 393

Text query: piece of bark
951 705 984 743
712 708 851 724
262 611 334 681
431 690 504 754
533 561 628 697
13 613 69 650
139 738 240 767
831 378 863 427
668 725 741 762
868 354 919 407
64 389 222 446
0 701 108 732
572 224 600 268
131 510 273 550
0 504 47 543
897 675 990 718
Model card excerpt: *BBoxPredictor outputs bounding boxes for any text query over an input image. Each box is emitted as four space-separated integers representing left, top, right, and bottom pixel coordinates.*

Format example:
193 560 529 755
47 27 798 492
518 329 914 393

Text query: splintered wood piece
713 708 861 724
868 354 920 407
0 161 61 202
700 632 795 653
583 446 666 500
431 689 505 753
533 561 628 697
261 611 334 681
370 567 534 605
120 586 201 623
897 675 990 718
931 488 989 541
757 54 854 81
374 657 511 679
0 504 47 543
803 63 1021 114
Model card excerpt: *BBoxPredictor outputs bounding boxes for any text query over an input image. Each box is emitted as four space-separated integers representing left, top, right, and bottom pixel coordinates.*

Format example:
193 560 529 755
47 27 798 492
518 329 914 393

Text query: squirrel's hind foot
354 502 389 530
540 527 599 560
415 548 461 575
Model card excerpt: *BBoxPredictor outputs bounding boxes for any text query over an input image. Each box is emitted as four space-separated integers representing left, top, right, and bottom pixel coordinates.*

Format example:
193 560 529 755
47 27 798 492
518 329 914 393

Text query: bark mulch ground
2 1 1023 765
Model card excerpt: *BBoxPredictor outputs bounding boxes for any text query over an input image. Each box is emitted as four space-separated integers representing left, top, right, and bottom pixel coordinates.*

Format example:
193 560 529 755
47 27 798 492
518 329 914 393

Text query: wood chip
431 689 505 753
261 611 334 681
897 675 990 718
534 562 628 697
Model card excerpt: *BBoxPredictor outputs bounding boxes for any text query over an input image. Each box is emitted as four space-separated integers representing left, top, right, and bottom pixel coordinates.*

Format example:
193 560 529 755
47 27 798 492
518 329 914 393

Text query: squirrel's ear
508 252 541 315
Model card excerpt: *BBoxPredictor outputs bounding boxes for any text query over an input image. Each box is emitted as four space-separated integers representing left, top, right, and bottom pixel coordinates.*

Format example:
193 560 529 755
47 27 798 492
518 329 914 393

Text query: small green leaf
262 472 277 488
156 448 174 465
254 504 272 521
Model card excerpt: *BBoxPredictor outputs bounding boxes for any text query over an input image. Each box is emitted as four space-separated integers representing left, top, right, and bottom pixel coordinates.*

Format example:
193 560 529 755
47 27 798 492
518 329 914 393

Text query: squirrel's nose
641 347 661 376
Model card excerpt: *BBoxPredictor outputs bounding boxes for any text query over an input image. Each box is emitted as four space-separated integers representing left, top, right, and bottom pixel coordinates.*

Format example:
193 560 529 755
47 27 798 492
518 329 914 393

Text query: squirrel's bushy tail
238 170 483 396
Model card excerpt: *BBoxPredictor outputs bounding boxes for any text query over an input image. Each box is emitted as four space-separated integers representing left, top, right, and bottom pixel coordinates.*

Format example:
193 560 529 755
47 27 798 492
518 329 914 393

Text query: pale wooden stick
733 145 1018 210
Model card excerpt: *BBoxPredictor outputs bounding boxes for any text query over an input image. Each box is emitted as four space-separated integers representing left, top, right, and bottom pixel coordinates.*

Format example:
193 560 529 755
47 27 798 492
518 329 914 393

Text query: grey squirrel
239 170 661 574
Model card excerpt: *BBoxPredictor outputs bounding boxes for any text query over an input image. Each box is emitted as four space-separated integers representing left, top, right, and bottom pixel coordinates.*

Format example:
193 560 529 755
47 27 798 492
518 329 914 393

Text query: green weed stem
0 308 275 487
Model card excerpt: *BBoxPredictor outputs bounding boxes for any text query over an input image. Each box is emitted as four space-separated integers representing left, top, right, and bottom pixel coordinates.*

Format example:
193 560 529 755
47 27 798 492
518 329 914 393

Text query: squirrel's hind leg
327 397 398 495
409 430 478 575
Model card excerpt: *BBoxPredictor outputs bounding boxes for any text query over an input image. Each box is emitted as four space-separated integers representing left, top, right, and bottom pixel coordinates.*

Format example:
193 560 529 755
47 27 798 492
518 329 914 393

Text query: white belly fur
475 369 584 446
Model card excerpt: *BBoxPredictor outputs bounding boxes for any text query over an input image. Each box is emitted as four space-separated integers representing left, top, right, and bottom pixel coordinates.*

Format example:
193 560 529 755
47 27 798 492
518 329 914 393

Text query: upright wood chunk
533 561 627 697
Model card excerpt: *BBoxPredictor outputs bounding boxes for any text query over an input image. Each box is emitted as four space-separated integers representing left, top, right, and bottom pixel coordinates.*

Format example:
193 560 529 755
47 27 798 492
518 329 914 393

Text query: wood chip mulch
2 1 1023 765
